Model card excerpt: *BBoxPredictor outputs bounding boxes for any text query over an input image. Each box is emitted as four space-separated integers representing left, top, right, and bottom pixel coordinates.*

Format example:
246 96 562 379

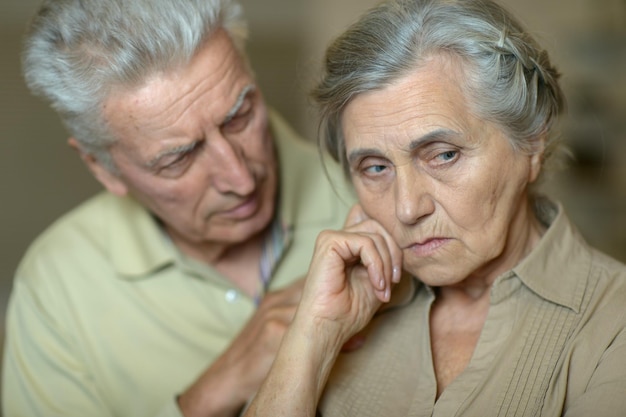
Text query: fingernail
379 278 385 290
392 266 401 283
384 287 391 302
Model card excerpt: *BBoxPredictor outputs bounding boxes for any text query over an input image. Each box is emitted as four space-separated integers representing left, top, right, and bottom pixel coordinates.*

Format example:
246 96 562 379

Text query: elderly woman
244 0 626 415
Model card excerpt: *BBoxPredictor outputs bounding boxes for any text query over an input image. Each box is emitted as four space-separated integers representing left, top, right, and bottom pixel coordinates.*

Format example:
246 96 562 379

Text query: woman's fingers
301 204 405 340
343 204 403 294
324 229 393 303
356 231 392 302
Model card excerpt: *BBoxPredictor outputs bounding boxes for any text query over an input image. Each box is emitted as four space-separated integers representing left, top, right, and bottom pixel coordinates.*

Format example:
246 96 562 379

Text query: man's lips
220 194 260 220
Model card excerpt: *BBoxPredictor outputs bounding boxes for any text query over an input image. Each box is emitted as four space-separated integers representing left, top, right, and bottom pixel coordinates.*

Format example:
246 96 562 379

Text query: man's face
342 54 542 287
96 30 277 257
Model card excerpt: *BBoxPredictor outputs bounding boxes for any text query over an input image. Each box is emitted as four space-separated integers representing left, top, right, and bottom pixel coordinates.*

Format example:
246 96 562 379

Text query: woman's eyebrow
347 147 385 165
408 128 462 152
347 128 462 164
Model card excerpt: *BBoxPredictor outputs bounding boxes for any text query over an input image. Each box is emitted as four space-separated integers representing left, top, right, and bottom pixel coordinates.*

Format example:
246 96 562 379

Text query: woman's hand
296 203 403 350
243 204 402 417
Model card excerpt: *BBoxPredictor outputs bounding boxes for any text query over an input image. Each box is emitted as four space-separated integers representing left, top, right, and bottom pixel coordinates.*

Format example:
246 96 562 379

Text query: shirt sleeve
2 271 186 417
563 326 626 417
3 262 207 417
2 278 114 417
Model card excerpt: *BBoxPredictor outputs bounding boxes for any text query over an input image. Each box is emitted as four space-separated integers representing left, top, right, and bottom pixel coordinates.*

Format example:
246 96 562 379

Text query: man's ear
528 134 546 184
68 137 128 196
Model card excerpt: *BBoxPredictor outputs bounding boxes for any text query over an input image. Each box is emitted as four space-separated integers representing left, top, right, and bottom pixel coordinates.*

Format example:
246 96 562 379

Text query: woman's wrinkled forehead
341 55 477 145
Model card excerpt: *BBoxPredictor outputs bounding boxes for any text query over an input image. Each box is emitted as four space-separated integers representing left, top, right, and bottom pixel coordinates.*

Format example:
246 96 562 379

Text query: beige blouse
319 200 626 417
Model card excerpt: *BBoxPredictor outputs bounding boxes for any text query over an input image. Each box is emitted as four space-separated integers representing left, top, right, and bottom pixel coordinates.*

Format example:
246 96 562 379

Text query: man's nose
208 135 255 196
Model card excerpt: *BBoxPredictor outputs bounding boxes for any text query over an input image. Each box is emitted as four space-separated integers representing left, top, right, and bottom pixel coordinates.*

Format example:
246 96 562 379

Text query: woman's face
341 54 543 288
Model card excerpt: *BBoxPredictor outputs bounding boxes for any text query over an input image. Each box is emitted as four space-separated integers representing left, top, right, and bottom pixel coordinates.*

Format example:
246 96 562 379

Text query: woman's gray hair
313 0 566 182
22 0 248 170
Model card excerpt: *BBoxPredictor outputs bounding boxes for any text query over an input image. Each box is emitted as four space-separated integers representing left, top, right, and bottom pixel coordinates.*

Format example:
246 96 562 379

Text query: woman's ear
68 137 128 196
528 135 546 183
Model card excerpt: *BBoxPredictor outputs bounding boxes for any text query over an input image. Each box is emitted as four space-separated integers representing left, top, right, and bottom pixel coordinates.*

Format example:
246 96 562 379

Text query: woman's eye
364 164 387 174
437 150 458 161
361 164 387 176
431 149 460 166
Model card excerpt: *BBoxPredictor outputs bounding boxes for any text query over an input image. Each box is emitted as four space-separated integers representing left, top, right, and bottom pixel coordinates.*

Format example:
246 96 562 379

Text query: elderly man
2 0 351 416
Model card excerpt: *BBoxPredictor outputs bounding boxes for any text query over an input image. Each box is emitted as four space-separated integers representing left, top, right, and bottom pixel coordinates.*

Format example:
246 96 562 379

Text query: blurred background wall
0 0 624 407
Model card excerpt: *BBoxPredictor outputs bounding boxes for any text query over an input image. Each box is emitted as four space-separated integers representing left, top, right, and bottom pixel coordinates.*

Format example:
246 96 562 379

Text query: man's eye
155 141 205 177
157 153 190 176
222 108 253 134
165 154 188 168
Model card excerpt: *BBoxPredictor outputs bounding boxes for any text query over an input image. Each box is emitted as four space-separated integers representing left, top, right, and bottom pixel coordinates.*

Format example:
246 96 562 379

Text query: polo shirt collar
511 198 590 313
109 195 175 279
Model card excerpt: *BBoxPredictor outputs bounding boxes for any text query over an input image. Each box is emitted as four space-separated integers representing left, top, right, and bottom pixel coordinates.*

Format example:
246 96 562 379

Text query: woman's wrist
243 315 344 417
276 312 347 400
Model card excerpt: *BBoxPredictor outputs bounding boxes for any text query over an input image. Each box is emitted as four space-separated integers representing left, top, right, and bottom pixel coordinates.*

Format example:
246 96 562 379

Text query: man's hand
177 279 304 417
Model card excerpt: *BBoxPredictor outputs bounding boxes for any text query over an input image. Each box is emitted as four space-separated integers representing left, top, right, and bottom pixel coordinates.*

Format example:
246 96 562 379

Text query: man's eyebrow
223 84 256 124
347 128 461 165
145 85 257 169
146 141 199 169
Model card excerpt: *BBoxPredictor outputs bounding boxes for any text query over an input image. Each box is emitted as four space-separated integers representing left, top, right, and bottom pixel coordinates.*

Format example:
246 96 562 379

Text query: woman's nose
394 169 435 225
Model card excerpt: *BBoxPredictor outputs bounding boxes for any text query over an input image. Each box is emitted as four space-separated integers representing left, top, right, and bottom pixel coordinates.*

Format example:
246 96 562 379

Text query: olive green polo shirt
2 112 353 417
319 199 626 417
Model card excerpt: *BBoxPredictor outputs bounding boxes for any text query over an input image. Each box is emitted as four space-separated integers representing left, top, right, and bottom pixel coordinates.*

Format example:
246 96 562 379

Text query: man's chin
219 209 274 243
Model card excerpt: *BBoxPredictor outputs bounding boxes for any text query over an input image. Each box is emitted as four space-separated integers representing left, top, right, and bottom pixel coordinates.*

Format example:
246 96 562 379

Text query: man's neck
167 227 268 298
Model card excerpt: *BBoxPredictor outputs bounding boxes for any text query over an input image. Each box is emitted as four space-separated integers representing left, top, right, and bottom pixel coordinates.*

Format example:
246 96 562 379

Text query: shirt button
225 289 239 303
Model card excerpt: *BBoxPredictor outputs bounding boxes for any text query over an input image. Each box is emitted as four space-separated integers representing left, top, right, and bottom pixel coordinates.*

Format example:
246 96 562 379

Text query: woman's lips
405 238 451 257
